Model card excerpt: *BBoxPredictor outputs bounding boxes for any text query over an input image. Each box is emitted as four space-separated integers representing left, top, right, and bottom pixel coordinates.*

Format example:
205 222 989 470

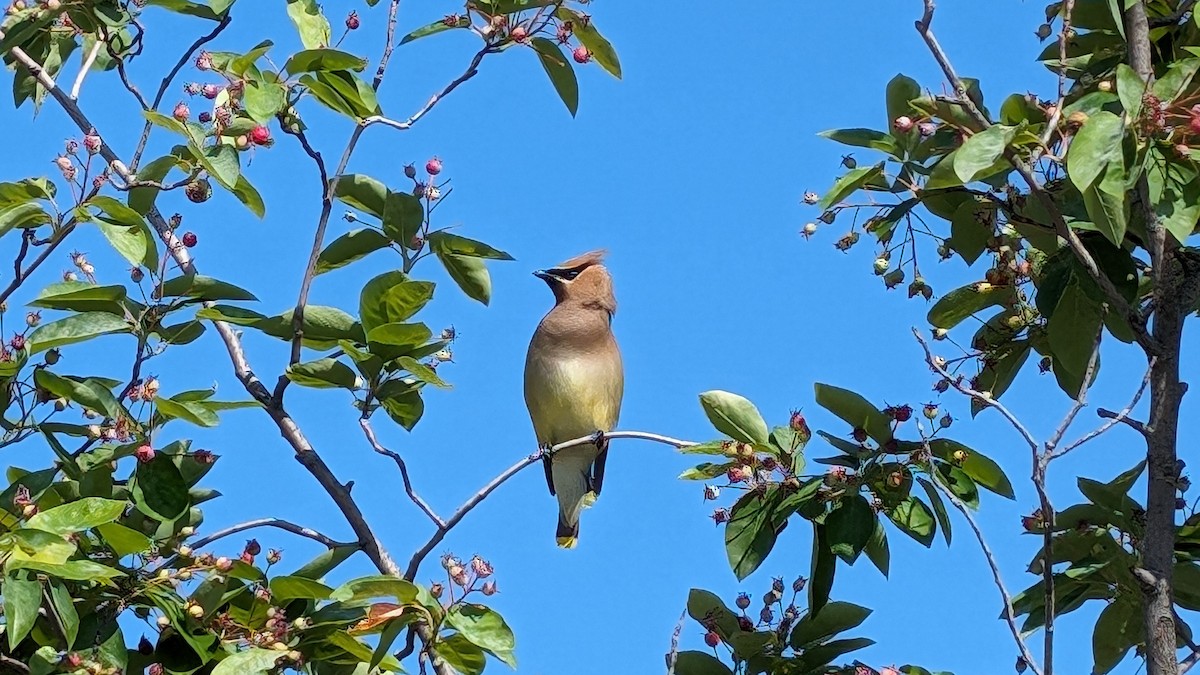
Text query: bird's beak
533 270 553 282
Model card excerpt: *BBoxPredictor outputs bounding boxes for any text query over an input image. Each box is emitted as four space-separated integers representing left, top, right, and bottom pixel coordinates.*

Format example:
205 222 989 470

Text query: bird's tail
553 454 591 549
556 518 580 549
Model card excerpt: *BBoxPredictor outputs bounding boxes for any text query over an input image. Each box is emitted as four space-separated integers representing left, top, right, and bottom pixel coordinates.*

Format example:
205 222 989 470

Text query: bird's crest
552 249 607 271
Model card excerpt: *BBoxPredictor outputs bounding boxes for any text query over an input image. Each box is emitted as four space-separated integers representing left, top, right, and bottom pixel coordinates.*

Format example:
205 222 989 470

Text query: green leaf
314 70 379 117
789 601 872 650
1092 597 1138 674
927 439 1014 499
886 496 936 547
724 488 783 580
286 0 331 49
434 250 492 305
674 651 734 675
292 544 358 579
376 380 424 430
825 495 875 561
1067 110 1124 191
95 522 152 557
397 356 450 389
863 519 890 576
698 390 769 445
436 633 487 675
813 383 893 445
46 580 79 648
242 76 287 123
809 523 836 613
678 461 734 481
917 477 952 545
686 589 741 636
1048 280 1103 395
316 228 391 274
381 191 425 245
796 637 875 670
211 648 283 675
333 174 387 217
4 575 41 649
400 15 469 45
198 144 241 190
426 231 514 260
143 0 222 20
286 358 359 389
817 128 899 156
29 282 128 314
155 397 220 427
6 559 123 583
95 219 157 269
531 37 579 116
367 322 432 353
8 529 76 565
159 274 257 301
0 202 51 234
954 125 1016 183
268 575 333 601
885 74 922 129
927 282 1009 329
329 575 419 603
26 497 126 535
33 370 126 420
817 162 885 210
27 312 131 353
233 175 266 218
1115 63 1145 120
359 271 435 334
130 454 190 521
87 195 144 226
556 7 620 78
970 339 1031 416
1152 58 1200 103
947 200 994 265
284 48 366 74
447 604 517 668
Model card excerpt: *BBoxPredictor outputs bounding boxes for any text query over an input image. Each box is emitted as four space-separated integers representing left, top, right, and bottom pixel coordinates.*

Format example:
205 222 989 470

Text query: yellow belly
524 352 622 446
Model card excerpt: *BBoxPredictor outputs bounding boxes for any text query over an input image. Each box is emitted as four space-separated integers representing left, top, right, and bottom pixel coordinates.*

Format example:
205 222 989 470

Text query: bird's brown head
533 249 616 314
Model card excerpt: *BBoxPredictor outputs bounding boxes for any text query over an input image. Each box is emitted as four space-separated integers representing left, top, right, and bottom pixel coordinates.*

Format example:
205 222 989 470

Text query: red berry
250 125 271 145
704 631 720 648
182 231 198 247
1189 114 1200 136
172 101 190 122
425 156 442 175
9 334 24 351
572 46 591 64
346 10 360 30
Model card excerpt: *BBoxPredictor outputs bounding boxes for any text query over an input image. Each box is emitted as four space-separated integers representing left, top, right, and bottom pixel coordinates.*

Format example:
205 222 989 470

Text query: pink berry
1189 114 1200 136
893 115 914 132
425 156 442 175
195 51 212 71
83 130 101 154
572 46 590 64
182 232 198 247
250 125 271 145
510 25 528 42
135 444 156 463
173 102 190 122
202 84 221 99
346 11 360 30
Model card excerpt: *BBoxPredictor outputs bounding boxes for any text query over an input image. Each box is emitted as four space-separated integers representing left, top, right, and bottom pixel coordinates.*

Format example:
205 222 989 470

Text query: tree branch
364 45 494 133
923 437 1044 675
404 430 697 579
1052 359 1154 457
913 328 1038 452
189 517 357 550
360 417 445 529
913 0 1158 355
1044 316 1101 455
373 0 402 90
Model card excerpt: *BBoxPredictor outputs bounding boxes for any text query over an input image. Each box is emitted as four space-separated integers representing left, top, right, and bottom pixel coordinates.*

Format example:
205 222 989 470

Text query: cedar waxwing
523 250 625 549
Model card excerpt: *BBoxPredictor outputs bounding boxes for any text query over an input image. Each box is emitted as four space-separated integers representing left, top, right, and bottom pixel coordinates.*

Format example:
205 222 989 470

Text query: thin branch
913 0 1158 356
1149 0 1197 27
1097 408 1150 435
129 15 232 169
1037 0 1076 153
70 39 104 100
913 328 1038 452
1052 358 1155 458
189 517 357 550
405 430 697 579
373 0 402 90
924 438 1044 675
364 45 494 132
0 654 30 673
360 417 445 529
0 223 76 306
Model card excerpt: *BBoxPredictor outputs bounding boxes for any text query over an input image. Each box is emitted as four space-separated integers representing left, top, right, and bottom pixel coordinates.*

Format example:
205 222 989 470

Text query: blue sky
2 1 1195 673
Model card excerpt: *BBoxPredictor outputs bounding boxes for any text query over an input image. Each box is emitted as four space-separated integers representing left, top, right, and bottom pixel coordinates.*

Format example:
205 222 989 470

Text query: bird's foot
589 429 606 446
532 442 553 461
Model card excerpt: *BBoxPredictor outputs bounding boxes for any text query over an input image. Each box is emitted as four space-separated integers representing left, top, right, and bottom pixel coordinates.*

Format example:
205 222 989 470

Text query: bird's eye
562 269 581 280
549 268 582 280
